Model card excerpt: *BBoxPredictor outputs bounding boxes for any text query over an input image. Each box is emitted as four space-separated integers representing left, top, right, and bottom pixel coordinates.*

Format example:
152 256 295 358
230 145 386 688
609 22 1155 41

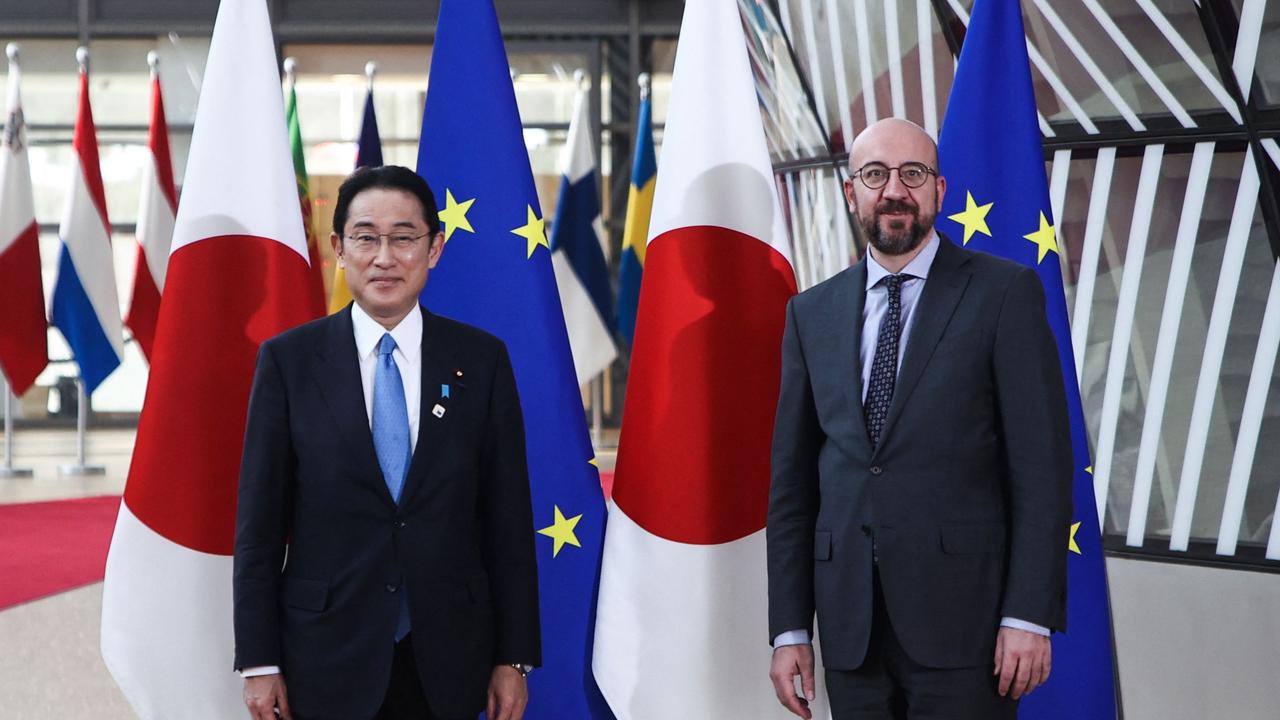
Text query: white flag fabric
49 64 122 394
124 62 177 361
593 1 827 718
0 47 48 395
549 85 618 385
100 1 320 717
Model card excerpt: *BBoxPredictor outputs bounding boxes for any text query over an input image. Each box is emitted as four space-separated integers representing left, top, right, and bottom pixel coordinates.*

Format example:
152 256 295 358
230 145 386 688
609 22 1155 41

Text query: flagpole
591 376 604 448
1 378 33 478
365 60 376 93
58 378 104 476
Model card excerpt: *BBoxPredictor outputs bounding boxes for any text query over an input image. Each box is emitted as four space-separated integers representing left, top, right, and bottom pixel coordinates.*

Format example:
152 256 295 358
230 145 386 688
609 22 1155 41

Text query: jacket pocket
940 523 1006 554
282 577 328 612
814 531 832 561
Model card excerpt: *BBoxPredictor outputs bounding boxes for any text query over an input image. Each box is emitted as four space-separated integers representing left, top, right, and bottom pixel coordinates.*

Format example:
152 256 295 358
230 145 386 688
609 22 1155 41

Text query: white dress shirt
351 302 422 454
774 234 1048 649
242 303 423 678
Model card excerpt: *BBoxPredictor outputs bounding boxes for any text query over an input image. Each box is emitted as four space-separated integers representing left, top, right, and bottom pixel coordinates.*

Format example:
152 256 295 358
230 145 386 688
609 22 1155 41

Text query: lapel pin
432 403 446 418
455 369 463 377
441 384 451 399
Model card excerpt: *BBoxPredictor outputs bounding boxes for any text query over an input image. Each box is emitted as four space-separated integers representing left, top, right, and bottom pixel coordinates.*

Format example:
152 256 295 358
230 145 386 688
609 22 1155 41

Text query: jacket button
386 584 398 593
861 525 872 536
870 466 883 475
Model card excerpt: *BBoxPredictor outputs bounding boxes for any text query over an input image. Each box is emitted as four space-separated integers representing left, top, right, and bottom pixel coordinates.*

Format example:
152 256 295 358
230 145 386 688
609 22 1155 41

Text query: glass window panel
1083 149 1197 537
1254 0 1280 107
1070 152 1144 492
740 0 828 161
1241 334 1280 551
778 165 855 291
1186 205 1275 545
1023 1 1210 124
1141 0 1236 115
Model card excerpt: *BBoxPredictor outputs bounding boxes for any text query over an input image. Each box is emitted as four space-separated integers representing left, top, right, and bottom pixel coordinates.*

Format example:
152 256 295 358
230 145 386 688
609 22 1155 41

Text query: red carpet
0 495 121 610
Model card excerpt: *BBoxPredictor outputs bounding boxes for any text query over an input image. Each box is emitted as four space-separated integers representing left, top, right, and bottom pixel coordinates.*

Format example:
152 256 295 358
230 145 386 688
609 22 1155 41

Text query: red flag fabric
125 64 177 361
100 2 322 716
0 47 47 395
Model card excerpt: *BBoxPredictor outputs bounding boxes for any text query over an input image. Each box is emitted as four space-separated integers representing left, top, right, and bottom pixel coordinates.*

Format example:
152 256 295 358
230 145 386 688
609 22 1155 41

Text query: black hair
332 165 441 237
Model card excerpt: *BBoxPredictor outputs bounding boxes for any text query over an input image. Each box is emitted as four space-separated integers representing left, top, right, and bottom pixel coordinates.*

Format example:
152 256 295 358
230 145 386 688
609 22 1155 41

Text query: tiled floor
0 427 132 504
1 427 134 717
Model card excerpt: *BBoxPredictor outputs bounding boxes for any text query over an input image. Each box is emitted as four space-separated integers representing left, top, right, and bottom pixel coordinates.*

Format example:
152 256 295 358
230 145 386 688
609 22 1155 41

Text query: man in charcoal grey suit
767 119 1072 719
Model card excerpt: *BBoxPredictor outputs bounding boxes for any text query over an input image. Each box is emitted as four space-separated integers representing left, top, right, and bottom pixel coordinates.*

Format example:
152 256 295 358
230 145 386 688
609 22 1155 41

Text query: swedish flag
936 0 1118 717
616 80 656 346
416 1 612 717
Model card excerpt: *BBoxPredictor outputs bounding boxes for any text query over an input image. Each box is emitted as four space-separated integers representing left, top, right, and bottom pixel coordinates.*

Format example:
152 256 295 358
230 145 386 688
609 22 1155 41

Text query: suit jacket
767 235 1071 670
233 304 540 719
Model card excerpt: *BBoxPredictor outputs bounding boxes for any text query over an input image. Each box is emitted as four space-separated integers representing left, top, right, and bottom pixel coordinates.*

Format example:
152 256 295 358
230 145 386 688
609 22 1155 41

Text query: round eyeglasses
851 162 937 190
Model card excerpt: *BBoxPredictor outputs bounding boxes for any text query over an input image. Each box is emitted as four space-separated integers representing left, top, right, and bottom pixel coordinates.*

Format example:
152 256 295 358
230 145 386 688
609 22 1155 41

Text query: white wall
1108 556 1280 720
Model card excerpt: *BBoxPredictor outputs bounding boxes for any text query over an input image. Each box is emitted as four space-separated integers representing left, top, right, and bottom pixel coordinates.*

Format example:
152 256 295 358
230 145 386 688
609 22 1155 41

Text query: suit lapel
400 309 457 508
312 306 394 507
873 236 971 453
831 261 871 445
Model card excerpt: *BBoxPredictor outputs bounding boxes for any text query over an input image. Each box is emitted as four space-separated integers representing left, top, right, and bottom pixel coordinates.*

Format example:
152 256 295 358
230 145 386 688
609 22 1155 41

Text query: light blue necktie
373 333 411 502
372 332 412 640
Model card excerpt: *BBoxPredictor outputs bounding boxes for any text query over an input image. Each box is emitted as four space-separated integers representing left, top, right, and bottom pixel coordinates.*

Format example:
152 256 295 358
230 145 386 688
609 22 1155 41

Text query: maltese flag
592 1 826 717
100 1 321 717
0 44 48 395
124 55 177 362
50 57 122 394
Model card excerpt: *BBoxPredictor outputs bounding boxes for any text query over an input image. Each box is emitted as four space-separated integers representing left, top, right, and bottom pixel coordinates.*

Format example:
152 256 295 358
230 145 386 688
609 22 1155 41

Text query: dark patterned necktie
864 274 910 446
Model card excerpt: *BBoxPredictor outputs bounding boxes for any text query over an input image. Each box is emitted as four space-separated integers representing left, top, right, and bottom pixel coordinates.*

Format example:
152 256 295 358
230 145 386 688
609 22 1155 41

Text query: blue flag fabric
550 101 615 332
356 88 383 168
936 1 1118 717
416 2 612 718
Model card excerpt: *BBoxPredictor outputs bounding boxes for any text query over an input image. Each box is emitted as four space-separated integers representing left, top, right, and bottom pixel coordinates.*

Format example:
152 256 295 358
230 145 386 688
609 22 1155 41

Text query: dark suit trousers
375 634 469 720
825 569 1017 720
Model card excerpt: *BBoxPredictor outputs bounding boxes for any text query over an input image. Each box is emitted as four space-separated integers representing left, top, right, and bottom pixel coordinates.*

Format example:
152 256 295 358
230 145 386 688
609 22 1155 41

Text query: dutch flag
50 49 123 395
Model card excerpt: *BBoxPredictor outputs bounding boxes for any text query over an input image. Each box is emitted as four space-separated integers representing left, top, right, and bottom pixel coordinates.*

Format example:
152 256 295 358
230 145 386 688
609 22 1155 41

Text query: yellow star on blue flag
538 505 583 557
937 0 1116 717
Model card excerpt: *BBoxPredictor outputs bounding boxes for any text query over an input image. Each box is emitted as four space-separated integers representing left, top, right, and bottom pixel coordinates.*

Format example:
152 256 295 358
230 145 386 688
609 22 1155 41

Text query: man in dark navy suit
234 166 539 720
767 119 1071 719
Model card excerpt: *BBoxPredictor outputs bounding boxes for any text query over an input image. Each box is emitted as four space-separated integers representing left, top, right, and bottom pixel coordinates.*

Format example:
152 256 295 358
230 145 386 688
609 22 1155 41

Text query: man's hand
486 665 528 720
994 627 1052 700
244 673 291 720
769 644 816 719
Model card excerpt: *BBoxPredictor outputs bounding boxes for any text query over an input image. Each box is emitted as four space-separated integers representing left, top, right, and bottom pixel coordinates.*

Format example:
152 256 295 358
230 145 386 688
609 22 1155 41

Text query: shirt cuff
1000 617 1051 636
240 665 281 678
773 629 812 647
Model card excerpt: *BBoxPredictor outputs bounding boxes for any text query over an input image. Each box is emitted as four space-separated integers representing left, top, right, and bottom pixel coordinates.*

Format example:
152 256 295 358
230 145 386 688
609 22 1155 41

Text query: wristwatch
507 663 533 678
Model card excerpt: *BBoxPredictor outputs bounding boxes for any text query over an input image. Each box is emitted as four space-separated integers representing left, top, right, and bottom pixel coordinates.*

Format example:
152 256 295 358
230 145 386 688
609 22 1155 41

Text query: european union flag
937 0 1118 717
416 1 612 718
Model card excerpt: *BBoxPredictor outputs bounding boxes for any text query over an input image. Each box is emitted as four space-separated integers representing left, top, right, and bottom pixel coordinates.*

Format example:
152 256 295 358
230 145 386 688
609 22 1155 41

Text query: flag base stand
2 380 33 478
57 463 105 477
57 379 105 478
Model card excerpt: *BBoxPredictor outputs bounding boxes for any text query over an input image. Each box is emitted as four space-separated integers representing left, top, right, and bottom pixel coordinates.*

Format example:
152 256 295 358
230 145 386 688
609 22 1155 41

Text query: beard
856 198 934 257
